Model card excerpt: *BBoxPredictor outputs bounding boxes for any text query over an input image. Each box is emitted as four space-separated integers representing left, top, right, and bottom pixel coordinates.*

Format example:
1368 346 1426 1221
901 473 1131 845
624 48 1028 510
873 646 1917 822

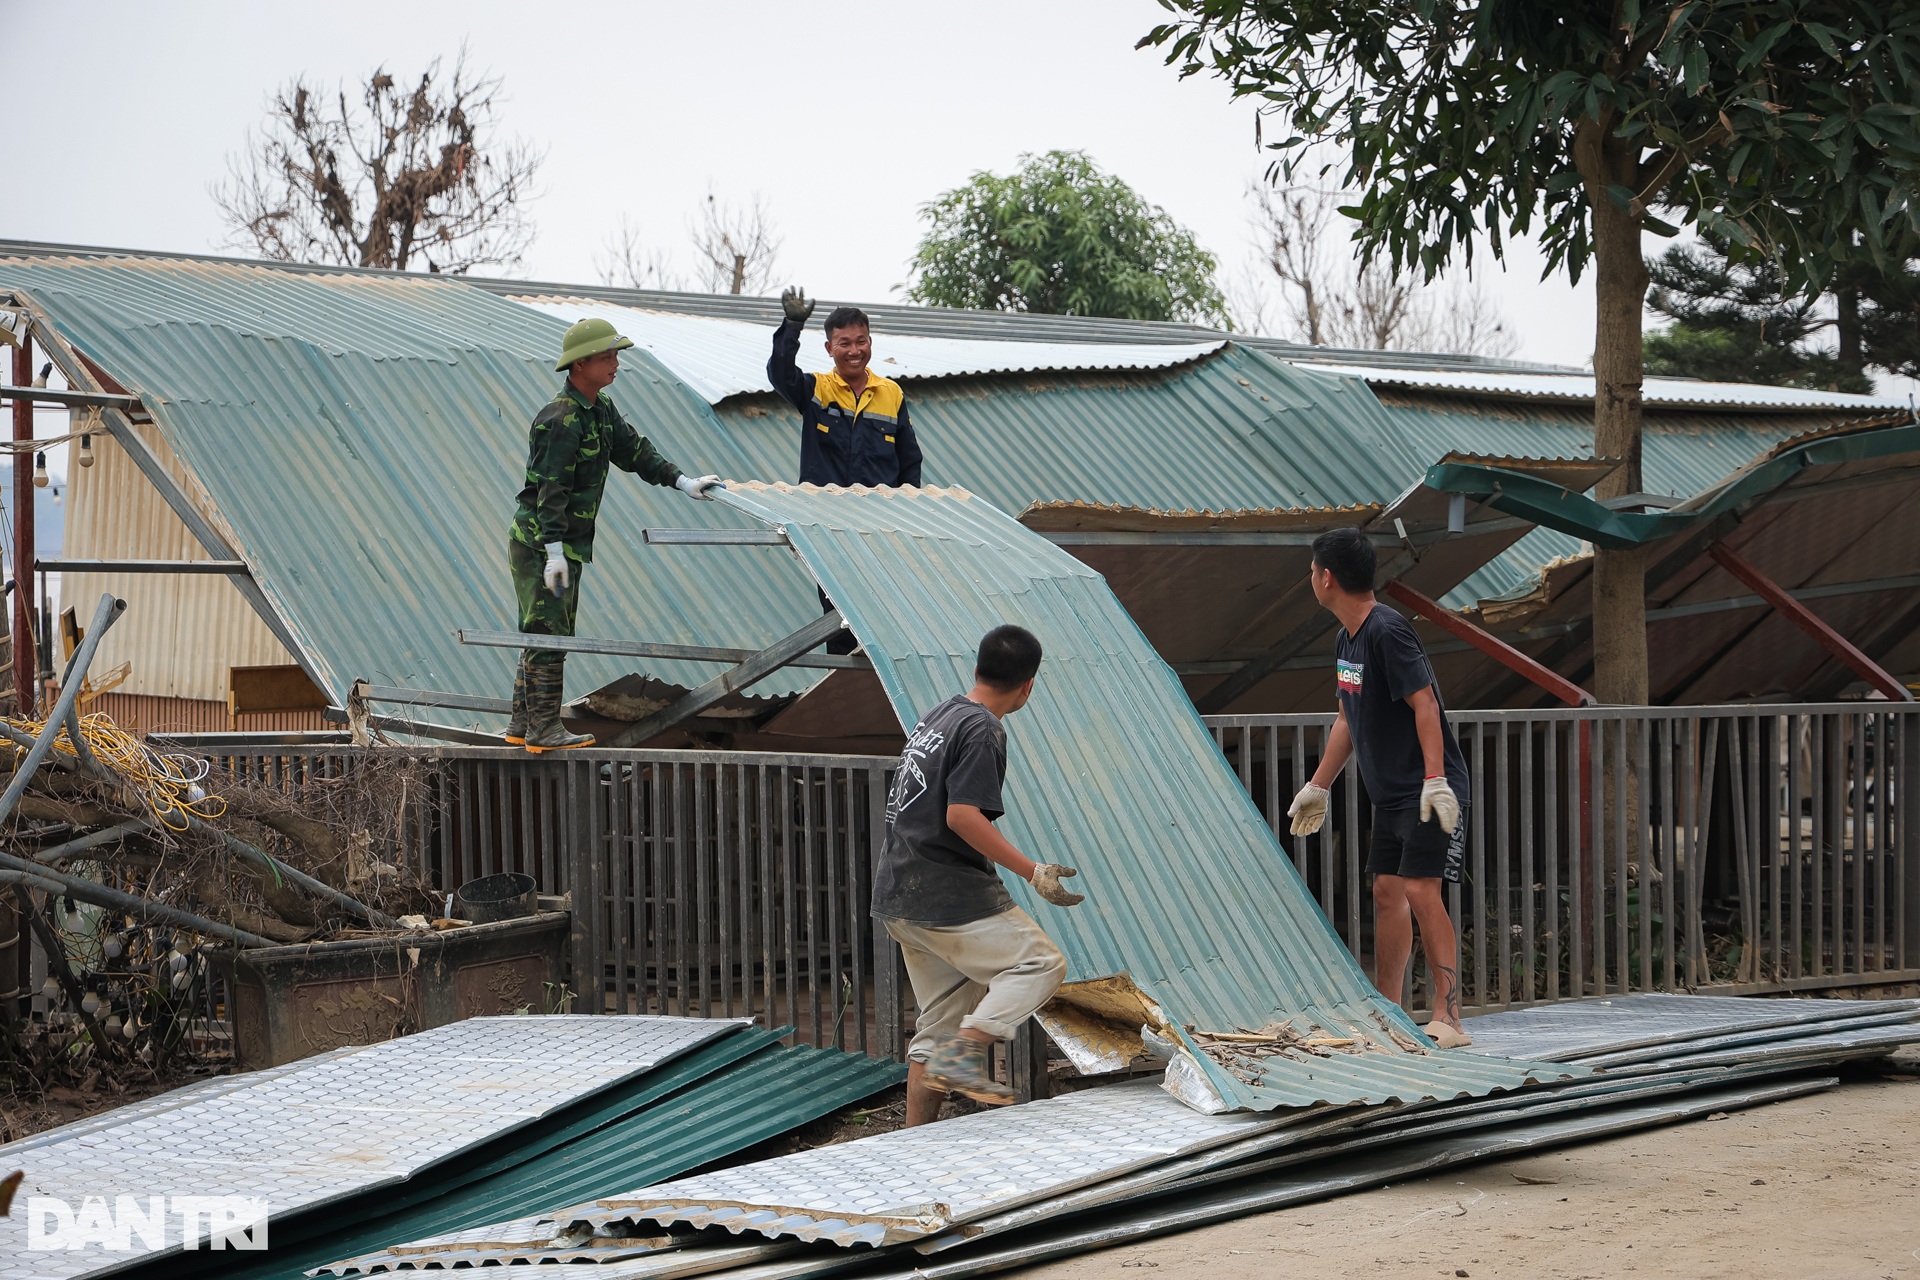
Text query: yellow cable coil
2 711 225 829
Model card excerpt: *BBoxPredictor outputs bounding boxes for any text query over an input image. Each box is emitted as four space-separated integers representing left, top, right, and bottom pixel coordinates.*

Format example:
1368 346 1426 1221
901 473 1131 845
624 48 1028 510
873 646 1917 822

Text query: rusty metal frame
1707 542 1913 702
605 609 851 747
1382 579 1595 708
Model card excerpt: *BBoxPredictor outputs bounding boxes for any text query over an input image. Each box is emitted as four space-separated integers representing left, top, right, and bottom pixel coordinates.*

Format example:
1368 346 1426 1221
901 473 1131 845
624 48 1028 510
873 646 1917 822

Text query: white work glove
1420 775 1461 834
542 542 569 596
676 474 723 500
1287 783 1329 836
781 285 814 323
1030 863 1084 907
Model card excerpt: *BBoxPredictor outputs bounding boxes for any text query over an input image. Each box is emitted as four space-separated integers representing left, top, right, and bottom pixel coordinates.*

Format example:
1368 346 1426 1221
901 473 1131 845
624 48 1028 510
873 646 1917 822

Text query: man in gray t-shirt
873 625 1087 1125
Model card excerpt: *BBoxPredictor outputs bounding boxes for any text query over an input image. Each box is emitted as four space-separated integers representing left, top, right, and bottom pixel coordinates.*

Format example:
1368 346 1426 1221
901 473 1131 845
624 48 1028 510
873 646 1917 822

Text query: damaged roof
716 481 1575 1111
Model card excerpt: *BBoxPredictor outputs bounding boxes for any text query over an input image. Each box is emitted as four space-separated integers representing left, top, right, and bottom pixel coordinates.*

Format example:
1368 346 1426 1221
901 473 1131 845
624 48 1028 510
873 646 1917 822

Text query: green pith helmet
555 317 636 371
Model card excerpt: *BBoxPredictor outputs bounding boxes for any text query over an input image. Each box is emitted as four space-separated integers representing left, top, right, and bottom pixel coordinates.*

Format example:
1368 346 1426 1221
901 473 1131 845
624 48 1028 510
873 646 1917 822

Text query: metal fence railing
195 746 903 1058
1206 705 1920 1011
20 707 1917 1069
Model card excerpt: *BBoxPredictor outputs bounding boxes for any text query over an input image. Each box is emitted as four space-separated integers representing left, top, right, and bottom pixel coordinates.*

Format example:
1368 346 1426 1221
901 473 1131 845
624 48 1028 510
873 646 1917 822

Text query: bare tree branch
1250 184 1517 358
594 216 683 290
689 190 782 295
213 48 542 275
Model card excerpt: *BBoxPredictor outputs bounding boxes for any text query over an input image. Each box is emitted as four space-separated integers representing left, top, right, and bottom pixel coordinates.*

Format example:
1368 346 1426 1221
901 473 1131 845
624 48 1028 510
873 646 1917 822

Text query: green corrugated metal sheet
716 482 1576 1112
712 344 1437 515
1368 396 1904 608
169 1032 904 1280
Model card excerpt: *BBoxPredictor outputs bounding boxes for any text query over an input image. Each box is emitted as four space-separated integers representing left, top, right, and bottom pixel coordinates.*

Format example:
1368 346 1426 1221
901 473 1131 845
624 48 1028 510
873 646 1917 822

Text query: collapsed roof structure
0 240 1913 750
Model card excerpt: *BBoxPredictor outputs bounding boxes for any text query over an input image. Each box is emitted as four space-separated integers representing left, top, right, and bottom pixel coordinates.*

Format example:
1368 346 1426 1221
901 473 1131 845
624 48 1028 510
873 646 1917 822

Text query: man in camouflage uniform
507 317 723 751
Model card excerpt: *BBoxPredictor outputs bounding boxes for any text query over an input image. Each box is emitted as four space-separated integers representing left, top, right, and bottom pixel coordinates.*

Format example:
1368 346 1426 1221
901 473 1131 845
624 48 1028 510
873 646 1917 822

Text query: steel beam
37 558 250 575
643 528 791 546
455 627 872 670
1382 580 1595 707
1707 543 1913 702
605 610 849 748
0 384 140 411
355 681 510 716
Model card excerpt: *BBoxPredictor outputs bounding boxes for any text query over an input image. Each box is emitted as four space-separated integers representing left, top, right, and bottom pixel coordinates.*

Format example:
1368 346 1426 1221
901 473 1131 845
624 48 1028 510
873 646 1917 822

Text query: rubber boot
503 654 530 745
921 1034 1013 1105
523 661 594 753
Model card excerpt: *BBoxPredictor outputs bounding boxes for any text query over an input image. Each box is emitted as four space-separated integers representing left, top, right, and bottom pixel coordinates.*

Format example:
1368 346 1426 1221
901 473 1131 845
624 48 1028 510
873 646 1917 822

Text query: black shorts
1367 804 1467 883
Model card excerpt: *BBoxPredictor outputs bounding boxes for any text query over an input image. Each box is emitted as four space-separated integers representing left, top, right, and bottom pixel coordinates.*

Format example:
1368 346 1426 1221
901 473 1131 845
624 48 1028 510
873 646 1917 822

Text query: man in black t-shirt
1285 527 1473 1047
872 625 1087 1125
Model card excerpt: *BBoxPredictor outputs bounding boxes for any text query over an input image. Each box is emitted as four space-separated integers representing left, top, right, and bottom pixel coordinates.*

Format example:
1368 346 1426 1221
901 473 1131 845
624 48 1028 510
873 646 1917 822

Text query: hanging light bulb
104 1013 122 1035
169 969 191 991
102 934 124 959
32 452 49 488
169 951 188 973
40 976 61 1001
121 1016 138 1040
80 991 102 1016
77 434 94 467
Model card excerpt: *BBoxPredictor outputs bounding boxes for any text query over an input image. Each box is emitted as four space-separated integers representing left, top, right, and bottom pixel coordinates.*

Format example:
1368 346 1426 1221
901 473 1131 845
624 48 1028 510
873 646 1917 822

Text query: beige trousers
883 906 1067 1061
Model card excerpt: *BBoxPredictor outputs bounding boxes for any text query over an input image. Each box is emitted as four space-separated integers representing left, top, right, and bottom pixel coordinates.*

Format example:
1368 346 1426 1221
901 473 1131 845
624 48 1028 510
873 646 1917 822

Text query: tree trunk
1588 185 1650 706
1836 287 1863 383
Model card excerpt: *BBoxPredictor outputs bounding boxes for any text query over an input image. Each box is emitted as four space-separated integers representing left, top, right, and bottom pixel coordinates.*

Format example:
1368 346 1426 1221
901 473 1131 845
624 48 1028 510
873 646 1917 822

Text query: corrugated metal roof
512 297 1226 403
0 239 1580 374
0 254 831 717
1362 395 1909 609
1300 362 1911 412
715 482 1576 1111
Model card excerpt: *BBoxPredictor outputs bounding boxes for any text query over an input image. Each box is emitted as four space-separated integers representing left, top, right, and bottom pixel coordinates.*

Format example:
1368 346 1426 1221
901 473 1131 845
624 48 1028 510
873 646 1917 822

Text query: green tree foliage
1643 242 1871 392
905 151 1228 325
1647 238 1920 389
1144 1 1920 702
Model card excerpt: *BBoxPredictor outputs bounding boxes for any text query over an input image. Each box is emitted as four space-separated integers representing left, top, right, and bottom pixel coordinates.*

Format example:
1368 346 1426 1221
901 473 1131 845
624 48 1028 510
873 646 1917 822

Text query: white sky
0 0 1600 369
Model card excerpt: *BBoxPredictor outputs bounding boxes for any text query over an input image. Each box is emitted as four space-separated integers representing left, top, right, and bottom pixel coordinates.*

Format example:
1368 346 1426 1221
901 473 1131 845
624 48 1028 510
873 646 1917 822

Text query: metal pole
0 862 275 949
11 331 31 714
0 592 122 826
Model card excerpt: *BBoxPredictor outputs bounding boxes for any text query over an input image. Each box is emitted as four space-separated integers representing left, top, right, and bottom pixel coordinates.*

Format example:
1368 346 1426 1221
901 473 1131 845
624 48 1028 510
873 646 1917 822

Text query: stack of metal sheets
312 994 1919 1279
0 1016 903 1280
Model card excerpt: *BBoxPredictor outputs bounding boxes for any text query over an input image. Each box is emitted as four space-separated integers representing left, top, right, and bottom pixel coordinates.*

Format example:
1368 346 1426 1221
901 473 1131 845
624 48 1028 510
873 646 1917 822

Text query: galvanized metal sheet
1578 1007 1920 1070
1612 1019 1920 1073
1298 363 1911 412
865 1075 1836 1280
585 1079 1289 1247
0 1015 744 1280
715 481 1579 1112
513 299 1226 404
295 1041 903 1280
1460 993 1920 1063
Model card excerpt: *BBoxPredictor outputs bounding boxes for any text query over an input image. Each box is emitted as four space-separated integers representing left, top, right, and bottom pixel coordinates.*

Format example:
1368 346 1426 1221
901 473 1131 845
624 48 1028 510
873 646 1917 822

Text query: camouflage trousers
509 539 584 669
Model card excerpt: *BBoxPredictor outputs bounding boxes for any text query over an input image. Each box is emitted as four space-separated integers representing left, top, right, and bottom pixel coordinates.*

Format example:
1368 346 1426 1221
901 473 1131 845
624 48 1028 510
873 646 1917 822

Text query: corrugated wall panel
62 418 292 700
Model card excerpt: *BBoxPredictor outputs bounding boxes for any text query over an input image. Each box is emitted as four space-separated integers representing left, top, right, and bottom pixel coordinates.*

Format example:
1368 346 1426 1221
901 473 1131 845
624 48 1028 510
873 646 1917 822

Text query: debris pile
309 994 1920 1279
2 595 443 1096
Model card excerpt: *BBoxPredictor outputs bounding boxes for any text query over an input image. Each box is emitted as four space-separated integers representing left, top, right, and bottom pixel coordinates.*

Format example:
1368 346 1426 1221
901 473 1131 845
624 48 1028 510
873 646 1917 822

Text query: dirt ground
1025 1049 1920 1280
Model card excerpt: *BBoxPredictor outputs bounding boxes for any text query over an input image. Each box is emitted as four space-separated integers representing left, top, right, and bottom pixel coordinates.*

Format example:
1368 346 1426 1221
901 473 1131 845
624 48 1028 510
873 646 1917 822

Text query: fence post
1903 711 1920 971
869 762 906 1061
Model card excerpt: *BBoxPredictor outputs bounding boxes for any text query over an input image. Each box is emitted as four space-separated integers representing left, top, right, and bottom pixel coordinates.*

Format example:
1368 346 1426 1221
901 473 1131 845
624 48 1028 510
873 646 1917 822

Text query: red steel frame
1707 542 1913 703
1382 579 1596 708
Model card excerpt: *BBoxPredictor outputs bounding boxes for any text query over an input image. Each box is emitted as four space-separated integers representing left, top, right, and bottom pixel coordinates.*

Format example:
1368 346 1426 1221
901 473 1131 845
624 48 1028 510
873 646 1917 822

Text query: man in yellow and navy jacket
768 287 923 653
767 287 923 489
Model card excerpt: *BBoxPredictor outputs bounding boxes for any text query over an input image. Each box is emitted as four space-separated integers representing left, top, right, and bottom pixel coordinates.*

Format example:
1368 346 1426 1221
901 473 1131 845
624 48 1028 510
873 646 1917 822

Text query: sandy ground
1024 1051 1920 1280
